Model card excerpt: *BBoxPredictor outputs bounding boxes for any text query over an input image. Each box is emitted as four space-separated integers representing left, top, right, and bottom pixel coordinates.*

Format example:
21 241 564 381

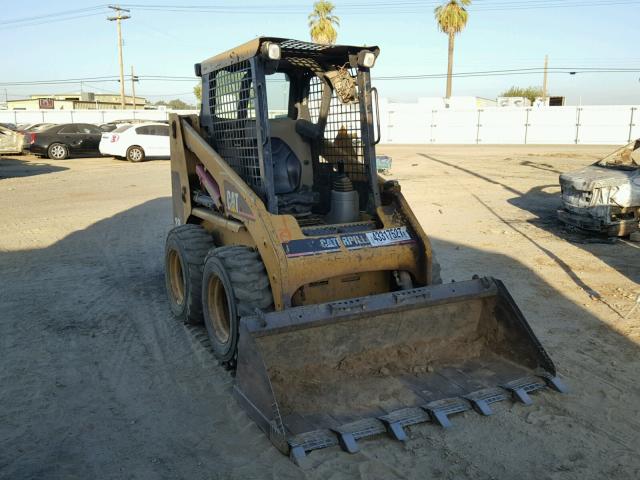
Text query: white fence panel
44 111 75 123
101 110 131 123
432 109 477 144
69 110 104 123
577 106 634 144
385 104 429 144
478 108 527 144
630 107 640 141
526 107 577 144
0 109 197 125
2 104 639 144
9 111 47 124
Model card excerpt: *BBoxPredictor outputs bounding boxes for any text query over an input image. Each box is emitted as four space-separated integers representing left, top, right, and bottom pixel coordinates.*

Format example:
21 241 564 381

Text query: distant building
6 92 147 110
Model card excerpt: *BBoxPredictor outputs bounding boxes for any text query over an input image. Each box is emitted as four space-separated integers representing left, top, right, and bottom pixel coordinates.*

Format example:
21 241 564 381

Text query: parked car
99 123 119 132
1 122 17 131
99 122 170 162
558 139 640 236
0 125 24 155
99 119 167 132
20 123 56 150
29 123 103 160
18 123 56 133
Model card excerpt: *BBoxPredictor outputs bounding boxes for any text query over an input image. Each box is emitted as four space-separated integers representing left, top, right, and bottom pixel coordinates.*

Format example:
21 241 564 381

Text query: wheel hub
167 249 185 305
51 145 65 158
207 275 231 343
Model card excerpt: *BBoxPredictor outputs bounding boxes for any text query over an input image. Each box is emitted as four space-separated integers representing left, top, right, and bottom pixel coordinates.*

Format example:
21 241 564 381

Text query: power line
3 0 639 28
0 12 111 30
2 67 640 88
0 5 109 26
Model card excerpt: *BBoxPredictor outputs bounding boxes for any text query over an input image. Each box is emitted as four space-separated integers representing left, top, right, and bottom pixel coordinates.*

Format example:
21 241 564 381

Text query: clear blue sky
1 0 639 106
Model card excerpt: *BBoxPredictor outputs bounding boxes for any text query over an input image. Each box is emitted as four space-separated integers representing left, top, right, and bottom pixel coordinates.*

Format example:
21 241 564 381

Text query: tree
500 86 544 103
168 99 193 110
434 0 471 99
308 1 339 45
194 83 201 103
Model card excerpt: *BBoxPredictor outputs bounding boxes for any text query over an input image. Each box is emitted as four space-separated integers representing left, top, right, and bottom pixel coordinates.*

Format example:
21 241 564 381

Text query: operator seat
271 138 301 194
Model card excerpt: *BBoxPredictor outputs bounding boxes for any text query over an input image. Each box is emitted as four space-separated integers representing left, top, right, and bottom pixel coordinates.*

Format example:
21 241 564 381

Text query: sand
1 145 638 479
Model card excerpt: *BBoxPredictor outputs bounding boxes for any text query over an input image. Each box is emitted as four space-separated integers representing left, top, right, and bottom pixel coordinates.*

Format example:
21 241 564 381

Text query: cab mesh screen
207 61 263 194
307 73 368 181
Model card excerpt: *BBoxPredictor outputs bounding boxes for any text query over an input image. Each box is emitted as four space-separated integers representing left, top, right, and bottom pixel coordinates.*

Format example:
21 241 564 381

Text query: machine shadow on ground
0 155 68 179
1 197 639 479
417 153 639 286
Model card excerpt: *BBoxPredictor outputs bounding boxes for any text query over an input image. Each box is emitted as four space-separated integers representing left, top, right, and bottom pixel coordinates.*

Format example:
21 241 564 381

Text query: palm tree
434 0 471 98
308 1 340 45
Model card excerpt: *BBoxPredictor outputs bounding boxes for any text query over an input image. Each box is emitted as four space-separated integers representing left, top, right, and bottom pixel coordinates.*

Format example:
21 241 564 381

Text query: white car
99 122 170 162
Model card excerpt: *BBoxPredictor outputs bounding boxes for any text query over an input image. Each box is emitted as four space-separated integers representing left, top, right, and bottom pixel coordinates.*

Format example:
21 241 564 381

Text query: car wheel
126 145 145 162
47 143 68 160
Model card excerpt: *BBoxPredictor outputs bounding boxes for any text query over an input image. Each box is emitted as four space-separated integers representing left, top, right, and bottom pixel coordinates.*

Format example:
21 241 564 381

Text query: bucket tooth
335 431 359 454
332 418 386 453
540 374 569 393
289 445 308 467
378 407 431 441
464 388 509 416
288 429 338 455
423 398 471 428
501 376 547 405
382 420 407 442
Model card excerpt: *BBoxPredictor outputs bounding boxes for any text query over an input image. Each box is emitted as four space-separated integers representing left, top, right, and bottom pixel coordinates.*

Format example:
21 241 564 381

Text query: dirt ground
1 146 639 480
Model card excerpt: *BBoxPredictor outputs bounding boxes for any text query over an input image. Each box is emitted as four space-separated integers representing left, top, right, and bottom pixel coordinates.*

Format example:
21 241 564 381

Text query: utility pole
542 54 549 103
107 5 131 110
130 65 138 110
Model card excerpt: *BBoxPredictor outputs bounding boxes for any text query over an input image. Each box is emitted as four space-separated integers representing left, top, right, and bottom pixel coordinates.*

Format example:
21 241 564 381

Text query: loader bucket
233 277 566 465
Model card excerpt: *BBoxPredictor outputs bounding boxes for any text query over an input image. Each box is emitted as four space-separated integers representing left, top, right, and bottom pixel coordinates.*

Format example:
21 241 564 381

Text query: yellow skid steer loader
164 37 566 465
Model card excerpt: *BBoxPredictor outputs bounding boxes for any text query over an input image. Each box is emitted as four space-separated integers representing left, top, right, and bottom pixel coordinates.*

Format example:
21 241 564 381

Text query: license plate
365 227 412 246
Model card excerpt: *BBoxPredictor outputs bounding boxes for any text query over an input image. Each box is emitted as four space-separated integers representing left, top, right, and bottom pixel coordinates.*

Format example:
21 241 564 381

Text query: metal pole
116 18 125 109
629 107 636 143
542 54 549 102
107 5 131 110
131 65 137 110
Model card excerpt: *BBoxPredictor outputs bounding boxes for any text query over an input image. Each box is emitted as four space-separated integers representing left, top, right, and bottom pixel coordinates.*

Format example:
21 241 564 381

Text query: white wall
379 103 639 145
0 109 198 125
2 104 638 145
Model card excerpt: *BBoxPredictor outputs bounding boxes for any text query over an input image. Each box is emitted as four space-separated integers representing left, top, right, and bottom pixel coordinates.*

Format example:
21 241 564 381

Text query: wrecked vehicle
558 140 640 236
0 125 24 155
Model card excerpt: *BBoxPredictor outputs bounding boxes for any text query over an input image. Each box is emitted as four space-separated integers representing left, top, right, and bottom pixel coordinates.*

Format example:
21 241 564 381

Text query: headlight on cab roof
360 51 376 68
261 42 281 60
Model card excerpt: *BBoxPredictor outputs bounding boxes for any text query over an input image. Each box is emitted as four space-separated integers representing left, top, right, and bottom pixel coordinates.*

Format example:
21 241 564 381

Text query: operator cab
196 37 381 227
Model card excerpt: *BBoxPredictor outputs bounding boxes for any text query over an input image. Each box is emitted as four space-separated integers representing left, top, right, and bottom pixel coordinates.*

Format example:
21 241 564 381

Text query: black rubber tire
47 143 68 160
164 224 215 325
126 145 145 162
202 245 273 366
